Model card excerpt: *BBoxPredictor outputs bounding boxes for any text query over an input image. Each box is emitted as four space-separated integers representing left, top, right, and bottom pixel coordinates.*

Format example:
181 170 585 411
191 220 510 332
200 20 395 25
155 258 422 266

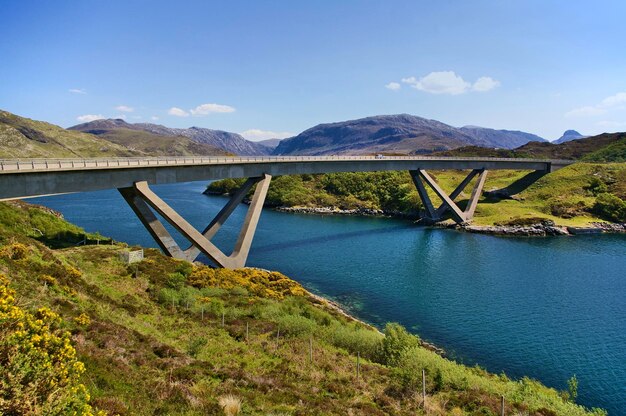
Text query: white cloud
190 103 236 115
597 120 626 128
76 114 104 122
69 88 86 94
399 71 499 95
472 76 500 92
385 82 401 91
115 105 134 112
151 116 159 121
565 106 606 118
240 129 293 141
600 92 626 108
566 91 626 118
168 107 189 117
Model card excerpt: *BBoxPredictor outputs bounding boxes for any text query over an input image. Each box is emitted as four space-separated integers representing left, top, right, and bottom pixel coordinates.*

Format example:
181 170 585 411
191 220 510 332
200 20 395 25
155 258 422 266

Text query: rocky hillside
70 119 270 156
0 110 137 158
67 119 230 156
459 126 547 148
554 130 587 144
273 114 546 156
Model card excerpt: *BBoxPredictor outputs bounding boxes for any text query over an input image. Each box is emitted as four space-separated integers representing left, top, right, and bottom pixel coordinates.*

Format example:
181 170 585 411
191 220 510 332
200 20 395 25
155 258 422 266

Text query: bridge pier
118 174 272 268
410 169 488 224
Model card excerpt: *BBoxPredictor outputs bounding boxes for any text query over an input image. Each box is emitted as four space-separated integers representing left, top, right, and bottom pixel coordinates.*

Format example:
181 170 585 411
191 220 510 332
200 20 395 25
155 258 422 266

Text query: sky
1 0 626 141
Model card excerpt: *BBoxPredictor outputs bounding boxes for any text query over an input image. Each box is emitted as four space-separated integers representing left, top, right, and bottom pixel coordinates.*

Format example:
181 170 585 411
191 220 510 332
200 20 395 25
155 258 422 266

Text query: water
31 181 626 414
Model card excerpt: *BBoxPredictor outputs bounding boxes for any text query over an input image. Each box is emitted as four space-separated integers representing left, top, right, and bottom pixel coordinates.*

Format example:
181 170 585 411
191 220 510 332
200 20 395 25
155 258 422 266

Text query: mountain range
272 114 549 156
0 109 611 159
69 118 269 156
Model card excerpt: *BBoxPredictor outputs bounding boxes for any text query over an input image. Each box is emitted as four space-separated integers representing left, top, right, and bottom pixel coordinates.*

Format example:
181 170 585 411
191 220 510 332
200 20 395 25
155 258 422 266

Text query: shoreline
272 205 626 236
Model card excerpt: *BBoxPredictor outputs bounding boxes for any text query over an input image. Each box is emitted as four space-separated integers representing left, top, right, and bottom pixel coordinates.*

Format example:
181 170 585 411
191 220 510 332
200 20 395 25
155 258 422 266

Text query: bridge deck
0 156 573 201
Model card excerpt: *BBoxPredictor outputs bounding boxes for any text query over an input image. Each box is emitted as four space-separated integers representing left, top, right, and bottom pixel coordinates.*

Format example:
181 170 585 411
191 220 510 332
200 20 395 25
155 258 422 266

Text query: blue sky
1 0 626 141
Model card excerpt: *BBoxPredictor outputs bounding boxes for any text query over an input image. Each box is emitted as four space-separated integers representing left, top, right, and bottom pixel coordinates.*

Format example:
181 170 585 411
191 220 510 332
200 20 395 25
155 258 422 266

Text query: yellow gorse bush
188 266 307 299
0 273 103 415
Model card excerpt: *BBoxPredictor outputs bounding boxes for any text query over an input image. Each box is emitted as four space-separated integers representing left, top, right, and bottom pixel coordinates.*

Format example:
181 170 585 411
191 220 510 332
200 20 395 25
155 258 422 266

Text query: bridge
0 156 573 268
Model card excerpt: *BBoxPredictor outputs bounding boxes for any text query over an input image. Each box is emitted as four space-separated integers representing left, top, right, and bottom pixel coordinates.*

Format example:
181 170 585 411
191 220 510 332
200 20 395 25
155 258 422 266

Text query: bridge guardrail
0 155 574 173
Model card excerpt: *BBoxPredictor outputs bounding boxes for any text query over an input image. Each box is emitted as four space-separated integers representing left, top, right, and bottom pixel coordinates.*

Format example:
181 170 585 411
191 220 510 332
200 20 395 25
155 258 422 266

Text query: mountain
554 129 587 144
70 119 270 156
67 119 230 156
272 114 545 156
257 138 283 150
459 126 547 148
0 110 137 158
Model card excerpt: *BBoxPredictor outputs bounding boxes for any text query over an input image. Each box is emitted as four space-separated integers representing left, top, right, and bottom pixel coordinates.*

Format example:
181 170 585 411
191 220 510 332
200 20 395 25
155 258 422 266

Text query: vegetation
0 110 135 158
434 132 626 162
0 201 608 415
0 110 230 158
208 163 626 226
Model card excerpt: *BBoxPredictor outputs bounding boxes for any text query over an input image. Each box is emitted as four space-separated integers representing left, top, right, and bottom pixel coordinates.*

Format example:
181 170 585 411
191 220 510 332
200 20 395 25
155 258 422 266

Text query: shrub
166 272 186 290
275 314 317 337
324 322 383 359
0 274 102 415
377 322 420 366
186 337 208 358
592 192 626 222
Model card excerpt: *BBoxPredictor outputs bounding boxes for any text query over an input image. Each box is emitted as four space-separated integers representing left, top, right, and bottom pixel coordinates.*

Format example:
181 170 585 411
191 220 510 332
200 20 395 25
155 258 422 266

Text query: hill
0 110 137 158
70 119 270 156
67 119 230 156
460 126 546 148
434 132 626 161
257 138 283 150
273 115 546 156
0 201 605 415
554 130 586 144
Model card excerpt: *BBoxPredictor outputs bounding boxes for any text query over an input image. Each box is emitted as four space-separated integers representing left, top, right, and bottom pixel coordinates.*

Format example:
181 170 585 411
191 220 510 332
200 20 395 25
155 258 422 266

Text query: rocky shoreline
272 205 626 236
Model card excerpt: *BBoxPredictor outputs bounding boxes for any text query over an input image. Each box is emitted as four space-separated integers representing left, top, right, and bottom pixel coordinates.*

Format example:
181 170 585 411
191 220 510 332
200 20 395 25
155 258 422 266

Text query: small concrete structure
0 156 574 268
119 249 144 264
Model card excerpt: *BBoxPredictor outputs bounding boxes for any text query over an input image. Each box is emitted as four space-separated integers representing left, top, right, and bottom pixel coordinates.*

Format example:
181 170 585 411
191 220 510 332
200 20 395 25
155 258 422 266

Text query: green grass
0 201 608 415
208 163 626 227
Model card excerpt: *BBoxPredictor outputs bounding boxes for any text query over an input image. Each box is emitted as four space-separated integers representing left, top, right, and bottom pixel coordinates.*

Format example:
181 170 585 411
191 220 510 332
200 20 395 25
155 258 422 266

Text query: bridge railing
0 155 574 172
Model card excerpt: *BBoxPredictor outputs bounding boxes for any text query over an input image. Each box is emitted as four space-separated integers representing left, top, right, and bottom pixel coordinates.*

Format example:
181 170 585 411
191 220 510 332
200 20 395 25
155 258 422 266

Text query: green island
0 200 607 415
206 163 626 228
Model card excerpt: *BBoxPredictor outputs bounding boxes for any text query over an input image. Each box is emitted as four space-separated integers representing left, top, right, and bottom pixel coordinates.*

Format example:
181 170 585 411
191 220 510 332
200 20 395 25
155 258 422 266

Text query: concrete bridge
0 156 573 268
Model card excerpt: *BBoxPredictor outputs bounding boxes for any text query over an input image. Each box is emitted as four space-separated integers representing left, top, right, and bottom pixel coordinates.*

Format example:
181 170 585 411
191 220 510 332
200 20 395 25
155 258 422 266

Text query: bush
275 314 316 337
0 274 102 415
592 193 626 222
324 322 383 359
166 272 186 290
377 323 420 366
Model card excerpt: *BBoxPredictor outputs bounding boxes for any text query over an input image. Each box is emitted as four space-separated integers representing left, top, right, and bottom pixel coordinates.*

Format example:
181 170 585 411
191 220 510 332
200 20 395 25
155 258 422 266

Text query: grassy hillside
207 163 626 226
0 110 231 158
0 202 606 415
95 128 232 156
0 110 137 158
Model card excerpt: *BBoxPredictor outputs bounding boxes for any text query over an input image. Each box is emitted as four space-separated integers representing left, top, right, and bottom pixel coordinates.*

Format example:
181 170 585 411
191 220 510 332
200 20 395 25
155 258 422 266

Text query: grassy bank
207 163 626 227
0 201 608 415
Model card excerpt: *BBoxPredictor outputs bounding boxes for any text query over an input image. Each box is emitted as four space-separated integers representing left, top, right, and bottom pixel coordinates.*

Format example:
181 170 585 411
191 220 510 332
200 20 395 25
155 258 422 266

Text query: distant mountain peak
554 130 587 144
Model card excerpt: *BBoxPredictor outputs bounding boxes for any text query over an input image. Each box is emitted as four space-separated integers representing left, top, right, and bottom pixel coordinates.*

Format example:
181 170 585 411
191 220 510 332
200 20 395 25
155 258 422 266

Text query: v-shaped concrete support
118 174 272 268
410 169 488 224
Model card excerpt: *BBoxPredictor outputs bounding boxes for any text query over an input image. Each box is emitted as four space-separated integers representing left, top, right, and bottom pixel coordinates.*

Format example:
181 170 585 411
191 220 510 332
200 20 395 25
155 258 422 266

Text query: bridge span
0 156 573 268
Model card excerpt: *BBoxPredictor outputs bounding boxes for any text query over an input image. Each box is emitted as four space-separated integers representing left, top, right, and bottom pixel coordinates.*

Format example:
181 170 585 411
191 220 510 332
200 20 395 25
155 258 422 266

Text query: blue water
31 181 626 414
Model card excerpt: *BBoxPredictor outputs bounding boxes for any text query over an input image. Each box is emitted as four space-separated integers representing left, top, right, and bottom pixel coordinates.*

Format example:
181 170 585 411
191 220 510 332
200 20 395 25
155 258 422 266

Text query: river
31 180 626 414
